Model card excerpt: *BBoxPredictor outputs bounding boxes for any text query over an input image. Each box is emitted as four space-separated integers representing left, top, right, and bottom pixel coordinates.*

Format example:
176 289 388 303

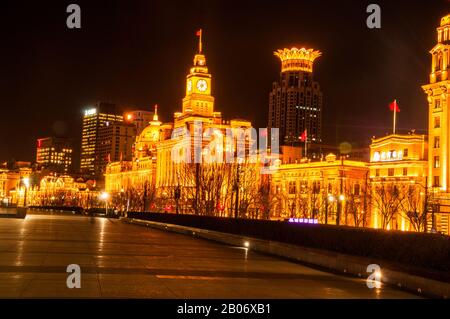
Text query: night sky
1 0 449 166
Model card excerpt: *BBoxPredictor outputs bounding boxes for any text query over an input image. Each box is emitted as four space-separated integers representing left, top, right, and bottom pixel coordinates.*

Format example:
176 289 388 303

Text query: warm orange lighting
126 114 133 121
274 47 321 73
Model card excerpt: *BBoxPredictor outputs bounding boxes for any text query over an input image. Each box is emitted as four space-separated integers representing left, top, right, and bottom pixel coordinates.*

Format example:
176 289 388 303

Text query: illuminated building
271 153 369 225
105 31 256 214
422 13 450 235
97 121 136 178
269 47 323 146
124 109 155 135
369 133 428 231
0 169 22 204
36 137 73 173
80 102 123 177
0 162 32 205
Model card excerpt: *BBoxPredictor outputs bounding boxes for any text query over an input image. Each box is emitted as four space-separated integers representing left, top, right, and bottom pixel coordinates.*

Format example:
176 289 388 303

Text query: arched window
437 51 443 70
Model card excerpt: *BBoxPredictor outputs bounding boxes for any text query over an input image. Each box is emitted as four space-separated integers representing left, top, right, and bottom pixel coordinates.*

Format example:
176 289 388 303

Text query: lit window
434 176 440 187
434 117 441 128
435 99 441 109
434 136 440 149
434 156 440 169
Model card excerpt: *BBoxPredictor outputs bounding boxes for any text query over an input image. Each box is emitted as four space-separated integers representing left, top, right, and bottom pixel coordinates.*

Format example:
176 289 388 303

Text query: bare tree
372 183 403 229
399 184 427 232
177 162 232 216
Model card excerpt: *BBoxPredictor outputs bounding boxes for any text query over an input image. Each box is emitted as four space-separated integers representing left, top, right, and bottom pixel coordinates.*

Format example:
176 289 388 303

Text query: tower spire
153 104 158 121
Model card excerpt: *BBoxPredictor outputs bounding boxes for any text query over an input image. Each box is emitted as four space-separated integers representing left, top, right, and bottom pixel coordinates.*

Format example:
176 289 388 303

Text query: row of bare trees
372 183 429 232
276 178 430 231
169 161 275 219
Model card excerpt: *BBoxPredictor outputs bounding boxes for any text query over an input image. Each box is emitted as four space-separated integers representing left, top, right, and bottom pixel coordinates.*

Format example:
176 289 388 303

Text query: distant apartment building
36 137 73 173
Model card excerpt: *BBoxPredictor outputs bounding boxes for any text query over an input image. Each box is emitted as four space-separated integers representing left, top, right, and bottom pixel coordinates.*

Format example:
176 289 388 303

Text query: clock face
151 130 159 141
196 79 208 92
187 79 192 92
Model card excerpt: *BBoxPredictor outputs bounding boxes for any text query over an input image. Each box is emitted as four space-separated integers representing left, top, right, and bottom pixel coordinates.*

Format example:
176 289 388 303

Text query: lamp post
325 194 334 225
22 177 30 207
174 185 181 214
175 172 181 214
411 178 434 233
337 194 345 226
234 162 241 218
100 192 109 216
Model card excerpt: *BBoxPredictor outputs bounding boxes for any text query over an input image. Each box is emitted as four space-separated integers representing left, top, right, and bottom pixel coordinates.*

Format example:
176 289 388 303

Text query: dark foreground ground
0 213 420 298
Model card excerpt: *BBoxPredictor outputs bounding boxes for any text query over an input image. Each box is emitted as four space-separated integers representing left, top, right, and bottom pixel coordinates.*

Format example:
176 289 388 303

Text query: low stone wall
123 217 450 299
0 207 26 218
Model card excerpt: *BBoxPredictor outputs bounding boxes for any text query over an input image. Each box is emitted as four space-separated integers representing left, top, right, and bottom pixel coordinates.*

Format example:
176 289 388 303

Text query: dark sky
0 0 449 164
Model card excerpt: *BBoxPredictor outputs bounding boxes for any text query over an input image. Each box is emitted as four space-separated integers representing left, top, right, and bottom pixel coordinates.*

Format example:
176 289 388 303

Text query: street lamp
22 177 30 207
411 178 434 233
100 192 109 216
325 194 334 225
336 194 345 226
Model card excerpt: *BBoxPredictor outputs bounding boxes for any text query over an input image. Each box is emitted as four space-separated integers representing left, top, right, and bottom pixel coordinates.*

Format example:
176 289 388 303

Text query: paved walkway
0 213 420 298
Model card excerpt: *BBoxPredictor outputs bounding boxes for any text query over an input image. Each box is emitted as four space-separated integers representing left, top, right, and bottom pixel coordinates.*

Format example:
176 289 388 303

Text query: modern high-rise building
124 109 155 135
80 102 123 177
36 137 73 173
269 47 323 146
97 122 136 176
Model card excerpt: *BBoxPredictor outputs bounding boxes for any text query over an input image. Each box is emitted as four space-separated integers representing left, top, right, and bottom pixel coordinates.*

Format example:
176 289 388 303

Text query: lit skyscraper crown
274 47 322 73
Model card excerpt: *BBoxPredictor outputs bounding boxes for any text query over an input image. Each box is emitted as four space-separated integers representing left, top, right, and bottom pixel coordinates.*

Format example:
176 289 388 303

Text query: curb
122 217 450 299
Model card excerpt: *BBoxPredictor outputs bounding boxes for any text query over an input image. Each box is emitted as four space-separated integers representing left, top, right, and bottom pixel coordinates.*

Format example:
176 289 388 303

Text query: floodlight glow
84 108 97 116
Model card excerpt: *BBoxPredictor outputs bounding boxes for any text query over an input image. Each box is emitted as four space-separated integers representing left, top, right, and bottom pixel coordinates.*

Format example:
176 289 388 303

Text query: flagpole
393 99 397 134
199 29 203 53
304 129 307 159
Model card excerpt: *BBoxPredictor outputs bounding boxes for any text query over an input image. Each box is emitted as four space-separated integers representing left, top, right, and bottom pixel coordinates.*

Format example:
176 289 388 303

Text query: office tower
36 137 73 173
97 122 136 176
269 47 323 146
80 102 123 177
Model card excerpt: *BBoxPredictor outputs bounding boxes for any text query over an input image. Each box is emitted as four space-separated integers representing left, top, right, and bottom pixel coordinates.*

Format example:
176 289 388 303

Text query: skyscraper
269 47 323 146
97 122 136 176
80 102 123 177
36 137 73 173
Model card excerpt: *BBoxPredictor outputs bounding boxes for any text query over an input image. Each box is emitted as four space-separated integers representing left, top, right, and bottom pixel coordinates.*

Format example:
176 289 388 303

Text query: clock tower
182 29 215 117
422 14 450 191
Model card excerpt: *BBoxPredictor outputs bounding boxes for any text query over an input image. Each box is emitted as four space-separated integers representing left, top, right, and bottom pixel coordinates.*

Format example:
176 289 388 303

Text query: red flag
389 99 400 112
299 129 307 142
